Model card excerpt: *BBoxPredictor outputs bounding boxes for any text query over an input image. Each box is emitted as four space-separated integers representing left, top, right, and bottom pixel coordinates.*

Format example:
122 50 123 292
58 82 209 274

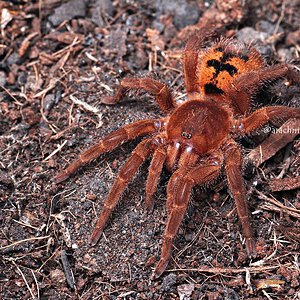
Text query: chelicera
54 30 300 279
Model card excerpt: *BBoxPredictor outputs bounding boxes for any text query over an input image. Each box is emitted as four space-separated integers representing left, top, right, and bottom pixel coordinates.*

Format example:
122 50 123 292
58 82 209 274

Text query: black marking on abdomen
204 83 224 94
207 59 238 77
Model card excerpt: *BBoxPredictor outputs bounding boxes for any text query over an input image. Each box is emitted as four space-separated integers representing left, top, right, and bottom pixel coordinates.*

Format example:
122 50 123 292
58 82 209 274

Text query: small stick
256 190 300 215
269 176 300 192
43 140 67 161
12 261 35 299
69 95 103 128
168 263 291 275
0 235 50 251
31 270 40 300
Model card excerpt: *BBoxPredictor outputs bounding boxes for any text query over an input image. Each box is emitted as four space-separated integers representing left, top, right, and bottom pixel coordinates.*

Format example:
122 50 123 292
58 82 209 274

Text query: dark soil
0 0 300 299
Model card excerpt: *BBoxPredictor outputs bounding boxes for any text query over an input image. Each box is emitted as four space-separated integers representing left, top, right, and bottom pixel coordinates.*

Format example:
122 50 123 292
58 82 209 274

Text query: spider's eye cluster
181 132 192 139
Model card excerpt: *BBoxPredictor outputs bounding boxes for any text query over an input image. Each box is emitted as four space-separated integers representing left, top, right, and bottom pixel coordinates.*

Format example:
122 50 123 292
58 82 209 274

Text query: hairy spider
54 30 300 279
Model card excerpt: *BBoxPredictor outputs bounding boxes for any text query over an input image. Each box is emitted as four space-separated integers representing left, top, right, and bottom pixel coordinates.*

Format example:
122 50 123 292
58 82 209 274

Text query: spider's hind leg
223 139 256 257
240 105 300 134
236 63 300 91
225 63 300 115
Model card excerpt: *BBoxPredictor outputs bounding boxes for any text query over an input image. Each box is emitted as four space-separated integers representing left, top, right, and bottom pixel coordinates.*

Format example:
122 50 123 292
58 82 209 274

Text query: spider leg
234 63 300 92
223 139 256 257
153 151 223 279
102 77 176 113
90 138 154 245
145 144 167 210
183 29 211 96
166 147 199 211
165 142 181 171
54 119 161 183
227 64 300 114
240 106 300 134
152 171 193 279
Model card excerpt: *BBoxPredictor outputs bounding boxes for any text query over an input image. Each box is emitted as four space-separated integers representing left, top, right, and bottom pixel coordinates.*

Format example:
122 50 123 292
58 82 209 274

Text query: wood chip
248 119 300 167
269 176 300 191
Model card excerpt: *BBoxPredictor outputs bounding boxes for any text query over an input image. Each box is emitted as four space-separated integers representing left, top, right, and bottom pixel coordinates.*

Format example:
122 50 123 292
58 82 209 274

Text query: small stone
177 283 195 299
49 0 87 26
160 273 177 292
0 71 7 86
286 29 300 46
91 0 114 27
50 269 65 285
184 233 194 242
236 27 273 57
22 106 40 125
156 0 200 29
256 20 284 37
86 193 97 200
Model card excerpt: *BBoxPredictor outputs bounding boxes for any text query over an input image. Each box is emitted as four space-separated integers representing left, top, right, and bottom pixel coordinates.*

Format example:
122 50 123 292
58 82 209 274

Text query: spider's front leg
53 119 160 183
102 77 176 113
182 29 212 95
152 152 223 279
223 139 256 257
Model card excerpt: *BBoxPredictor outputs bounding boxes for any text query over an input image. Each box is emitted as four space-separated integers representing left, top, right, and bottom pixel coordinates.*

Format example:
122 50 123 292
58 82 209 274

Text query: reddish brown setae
54 30 300 279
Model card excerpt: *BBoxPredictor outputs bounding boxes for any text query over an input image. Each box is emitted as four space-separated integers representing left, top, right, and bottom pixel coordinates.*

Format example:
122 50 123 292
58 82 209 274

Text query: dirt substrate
0 0 300 299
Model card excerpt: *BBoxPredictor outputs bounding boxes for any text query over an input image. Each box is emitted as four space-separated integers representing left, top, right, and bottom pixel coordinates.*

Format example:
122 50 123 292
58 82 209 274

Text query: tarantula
54 30 300 279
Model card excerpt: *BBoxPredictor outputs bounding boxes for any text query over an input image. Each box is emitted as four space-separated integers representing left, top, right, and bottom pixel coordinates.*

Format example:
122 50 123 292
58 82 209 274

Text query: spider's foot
144 196 154 212
53 171 69 184
101 95 118 105
246 238 257 258
151 258 169 280
90 228 104 246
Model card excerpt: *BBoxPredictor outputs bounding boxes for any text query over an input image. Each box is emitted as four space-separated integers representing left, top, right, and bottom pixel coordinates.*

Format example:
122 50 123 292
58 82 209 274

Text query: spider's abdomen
198 42 264 98
167 100 230 154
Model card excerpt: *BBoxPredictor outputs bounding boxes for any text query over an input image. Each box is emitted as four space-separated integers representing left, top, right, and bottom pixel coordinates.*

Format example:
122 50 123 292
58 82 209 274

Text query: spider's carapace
167 100 230 155
54 30 300 279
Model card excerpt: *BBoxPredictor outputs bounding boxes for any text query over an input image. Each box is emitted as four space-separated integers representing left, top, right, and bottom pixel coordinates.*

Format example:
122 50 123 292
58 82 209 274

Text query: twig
43 140 67 161
256 190 300 219
260 203 300 219
31 269 40 300
250 247 277 267
176 223 205 258
269 176 300 192
262 290 273 300
0 84 24 106
273 0 286 37
52 37 81 58
70 95 103 128
168 263 292 275
12 261 35 300
0 235 50 251
37 247 59 273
